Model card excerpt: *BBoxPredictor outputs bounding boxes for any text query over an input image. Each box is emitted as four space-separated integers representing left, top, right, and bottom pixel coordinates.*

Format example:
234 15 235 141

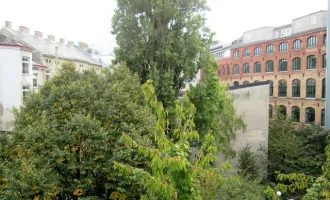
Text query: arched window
233 81 239 86
244 49 250 57
254 47 261 56
269 104 273 118
307 55 316 69
234 51 240 59
269 80 273 96
227 65 230 75
306 78 316 98
323 54 327 68
233 64 240 75
292 106 300 122
324 34 327 45
254 62 261 73
243 81 249 85
222 66 225 76
293 57 301 71
266 44 274 54
321 109 325 126
243 63 250 74
279 105 287 117
278 79 287 97
322 78 326 98
292 79 301 97
293 39 302 50
279 42 288 52
306 107 315 124
266 60 274 72
307 36 317 47
279 59 288 71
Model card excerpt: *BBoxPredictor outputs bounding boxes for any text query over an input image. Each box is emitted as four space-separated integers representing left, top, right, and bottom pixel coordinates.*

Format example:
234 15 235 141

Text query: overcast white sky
0 0 327 53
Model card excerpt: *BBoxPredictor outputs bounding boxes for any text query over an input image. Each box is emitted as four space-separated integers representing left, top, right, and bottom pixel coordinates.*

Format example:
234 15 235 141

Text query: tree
112 0 214 108
0 62 156 199
114 80 238 200
187 62 245 154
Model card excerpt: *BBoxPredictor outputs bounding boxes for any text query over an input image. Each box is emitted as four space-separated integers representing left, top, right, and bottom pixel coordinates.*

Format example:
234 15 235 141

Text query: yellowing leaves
73 188 83 196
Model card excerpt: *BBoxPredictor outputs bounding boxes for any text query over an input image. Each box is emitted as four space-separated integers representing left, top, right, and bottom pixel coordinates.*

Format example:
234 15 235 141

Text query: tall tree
112 0 214 108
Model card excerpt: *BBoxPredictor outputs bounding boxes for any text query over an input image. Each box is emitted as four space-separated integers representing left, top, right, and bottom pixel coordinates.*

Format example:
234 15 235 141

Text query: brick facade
217 28 327 125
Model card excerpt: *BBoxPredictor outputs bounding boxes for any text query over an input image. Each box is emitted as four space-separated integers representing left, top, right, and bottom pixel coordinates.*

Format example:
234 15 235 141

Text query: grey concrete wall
293 11 327 34
215 83 269 173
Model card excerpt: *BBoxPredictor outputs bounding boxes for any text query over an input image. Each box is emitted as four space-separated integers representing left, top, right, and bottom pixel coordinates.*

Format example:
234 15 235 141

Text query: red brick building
213 10 327 126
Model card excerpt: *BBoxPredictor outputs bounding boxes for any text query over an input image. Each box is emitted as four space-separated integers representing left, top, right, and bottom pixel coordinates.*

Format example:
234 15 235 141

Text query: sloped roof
2 28 102 66
0 35 24 46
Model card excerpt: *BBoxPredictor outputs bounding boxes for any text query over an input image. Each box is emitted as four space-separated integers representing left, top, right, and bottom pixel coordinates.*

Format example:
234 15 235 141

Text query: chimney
60 38 65 44
19 26 29 34
35 31 43 38
79 42 89 51
5 21 12 29
68 41 74 46
48 35 55 41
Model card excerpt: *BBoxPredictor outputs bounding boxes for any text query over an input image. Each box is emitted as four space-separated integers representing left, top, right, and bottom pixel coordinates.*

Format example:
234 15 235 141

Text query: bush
237 144 261 181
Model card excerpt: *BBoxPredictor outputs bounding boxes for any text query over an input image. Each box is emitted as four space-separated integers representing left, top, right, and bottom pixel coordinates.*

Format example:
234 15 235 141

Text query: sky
0 0 327 54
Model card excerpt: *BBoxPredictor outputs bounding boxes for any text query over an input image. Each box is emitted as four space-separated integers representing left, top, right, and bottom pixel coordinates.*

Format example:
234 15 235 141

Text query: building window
321 109 325 126
46 70 51 81
266 60 274 72
278 79 287 97
22 57 29 74
307 36 317 47
254 62 261 73
269 80 273 96
243 63 250 74
306 78 316 98
279 59 288 71
33 73 38 88
291 106 300 122
222 67 225 76
217 69 221 76
233 81 239 86
243 81 249 85
324 34 327 45
307 55 316 69
243 49 250 57
80 64 84 68
254 47 261 56
227 65 230 75
266 44 274 54
22 85 30 97
293 39 302 50
269 104 273 118
234 51 240 59
292 79 301 98
305 107 315 124
279 42 288 52
322 78 326 98
323 54 326 68
233 64 239 75
293 57 301 71
279 105 287 117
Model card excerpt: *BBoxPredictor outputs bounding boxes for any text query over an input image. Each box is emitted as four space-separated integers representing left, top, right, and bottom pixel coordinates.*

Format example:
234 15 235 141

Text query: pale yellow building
0 21 102 91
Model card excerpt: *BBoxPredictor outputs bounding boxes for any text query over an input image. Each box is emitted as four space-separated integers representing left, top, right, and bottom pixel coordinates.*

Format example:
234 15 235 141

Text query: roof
293 10 327 21
2 28 102 66
229 81 270 91
210 43 231 52
0 35 24 46
274 24 292 30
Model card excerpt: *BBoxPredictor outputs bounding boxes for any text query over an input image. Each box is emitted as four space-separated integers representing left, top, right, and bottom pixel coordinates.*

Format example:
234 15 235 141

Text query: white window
22 57 29 74
33 73 38 88
80 64 83 68
22 85 30 97
46 70 51 81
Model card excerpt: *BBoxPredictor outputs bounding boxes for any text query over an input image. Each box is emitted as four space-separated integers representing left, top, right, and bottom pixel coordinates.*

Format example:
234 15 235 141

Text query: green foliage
114 80 238 200
0 62 156 199
268 116 328 182
112 0 214 108
187 62 245 154
237 144 260 181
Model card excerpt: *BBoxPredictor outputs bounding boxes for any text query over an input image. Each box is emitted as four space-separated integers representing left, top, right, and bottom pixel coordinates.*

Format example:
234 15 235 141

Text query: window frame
292 79 301 98
305 107 315 124
279 59 288 72
306 78 316 98
243 63 250 74
266 60 274 72
278 79 287 97
22 57 30 75
243 49 250 57
254 47 261 56
269 80 274 96
307 55 316 70
291 106 300 122
227 65 230 75
293 39 302 50
279 42 288 52
323 54 327 68
254 62 261 73
293 57 301 71
233 64 240 75
22 85 30 97
322 78 326 98
234 51 240 59
266 44 274 54
33 73 38 88
307 36 317 48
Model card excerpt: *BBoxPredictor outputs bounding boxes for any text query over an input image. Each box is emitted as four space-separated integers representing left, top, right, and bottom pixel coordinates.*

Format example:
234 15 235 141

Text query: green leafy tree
112 0 214 108
187 62 245 154
237 144 260 181
114 80 238 200
0 62 156 199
